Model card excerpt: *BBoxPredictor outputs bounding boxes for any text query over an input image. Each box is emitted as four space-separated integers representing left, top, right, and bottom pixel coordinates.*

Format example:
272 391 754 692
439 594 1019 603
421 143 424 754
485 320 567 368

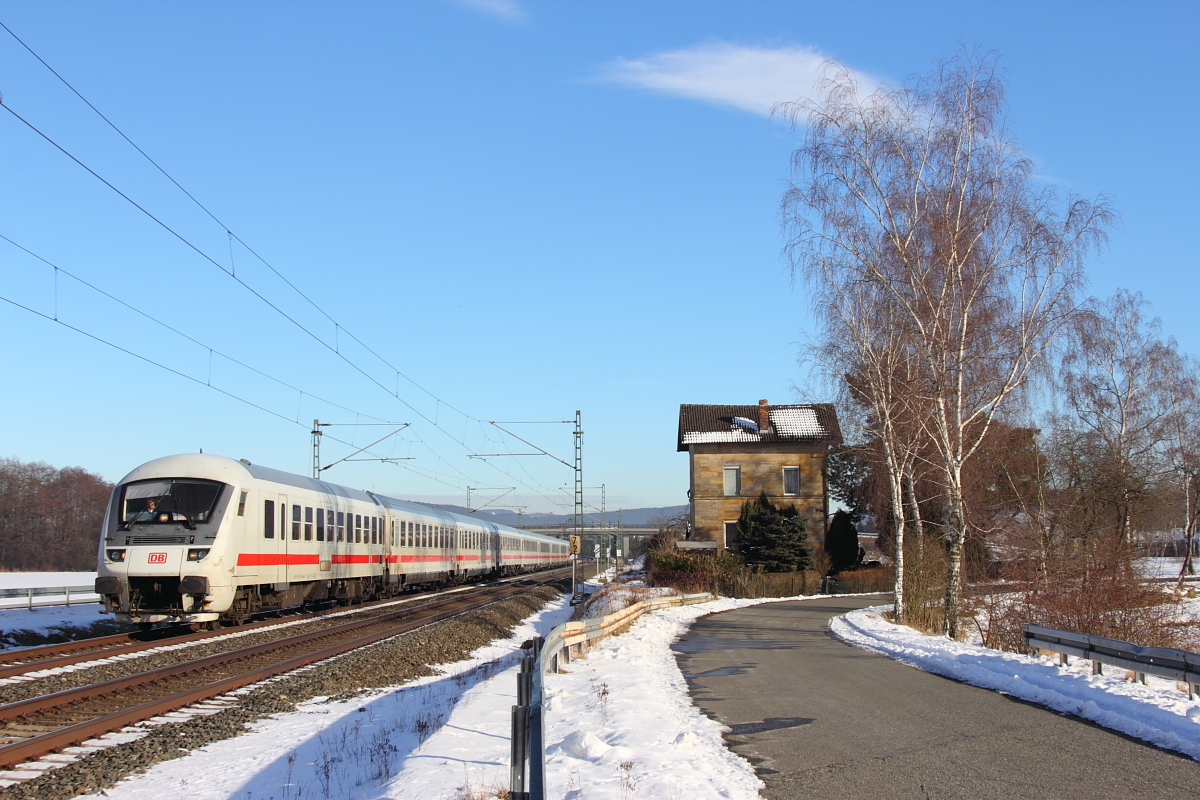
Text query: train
94 454 569 627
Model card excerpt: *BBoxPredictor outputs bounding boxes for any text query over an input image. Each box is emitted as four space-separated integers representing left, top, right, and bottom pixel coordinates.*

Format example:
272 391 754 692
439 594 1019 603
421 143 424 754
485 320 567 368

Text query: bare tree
781 50 1112 636
1059 291 1184 550
808 277 923 622
1161 354 1200 585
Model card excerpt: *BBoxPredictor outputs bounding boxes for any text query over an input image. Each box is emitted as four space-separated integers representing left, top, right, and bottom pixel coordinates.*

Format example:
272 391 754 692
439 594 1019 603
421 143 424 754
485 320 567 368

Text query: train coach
94 454 569 627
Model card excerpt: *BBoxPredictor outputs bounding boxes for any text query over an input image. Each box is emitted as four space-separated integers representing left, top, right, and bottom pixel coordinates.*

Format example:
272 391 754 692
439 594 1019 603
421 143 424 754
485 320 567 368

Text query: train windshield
120 479 225 529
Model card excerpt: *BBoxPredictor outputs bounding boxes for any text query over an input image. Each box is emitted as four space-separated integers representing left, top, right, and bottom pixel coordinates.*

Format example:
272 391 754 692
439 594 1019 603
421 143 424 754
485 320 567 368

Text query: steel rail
0 567 568 680
0 570 566 769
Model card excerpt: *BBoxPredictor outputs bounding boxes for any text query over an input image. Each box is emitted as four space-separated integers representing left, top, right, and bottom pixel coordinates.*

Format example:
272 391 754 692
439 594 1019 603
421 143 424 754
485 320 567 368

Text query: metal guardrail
1023 623 1200 699
0 586 97 610
508 591 715 800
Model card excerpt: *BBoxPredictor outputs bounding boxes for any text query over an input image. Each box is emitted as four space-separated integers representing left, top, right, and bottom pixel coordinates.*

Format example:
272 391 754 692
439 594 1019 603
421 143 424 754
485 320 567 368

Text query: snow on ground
543 596 775 800
0 571 96 589
62 575 857 800
1138 557 1198 580
0 571 99 611
73 597 576 800
0 604 111 641
833 605 1200 761
574 584 678 619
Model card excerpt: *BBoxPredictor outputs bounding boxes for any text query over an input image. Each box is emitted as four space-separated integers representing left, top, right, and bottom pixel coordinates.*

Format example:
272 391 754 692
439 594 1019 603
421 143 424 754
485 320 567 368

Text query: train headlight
186 548 210 562
106 549 126 563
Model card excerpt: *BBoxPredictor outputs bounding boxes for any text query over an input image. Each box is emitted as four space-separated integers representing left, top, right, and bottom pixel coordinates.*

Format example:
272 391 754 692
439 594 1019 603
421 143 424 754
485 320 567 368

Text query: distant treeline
0 458 112 571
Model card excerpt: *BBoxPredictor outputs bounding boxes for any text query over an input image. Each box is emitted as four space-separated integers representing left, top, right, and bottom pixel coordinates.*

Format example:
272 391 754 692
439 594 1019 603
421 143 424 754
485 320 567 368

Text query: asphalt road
673 596 1200 799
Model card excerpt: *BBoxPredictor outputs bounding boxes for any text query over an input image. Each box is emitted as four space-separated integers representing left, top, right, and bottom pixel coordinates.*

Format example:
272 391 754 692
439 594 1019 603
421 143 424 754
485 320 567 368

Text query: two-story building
677 400 841 550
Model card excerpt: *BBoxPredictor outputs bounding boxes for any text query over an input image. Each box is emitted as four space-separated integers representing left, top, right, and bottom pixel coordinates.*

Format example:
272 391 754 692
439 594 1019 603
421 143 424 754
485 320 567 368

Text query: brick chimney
758 399 770 433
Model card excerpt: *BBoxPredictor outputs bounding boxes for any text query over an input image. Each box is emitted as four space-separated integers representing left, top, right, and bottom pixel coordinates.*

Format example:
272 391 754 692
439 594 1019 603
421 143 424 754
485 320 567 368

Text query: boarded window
723 466 741 496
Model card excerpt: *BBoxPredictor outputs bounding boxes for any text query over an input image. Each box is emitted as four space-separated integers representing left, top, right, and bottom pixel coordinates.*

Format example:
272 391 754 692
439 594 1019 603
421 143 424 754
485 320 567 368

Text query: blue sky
0 1 1196 515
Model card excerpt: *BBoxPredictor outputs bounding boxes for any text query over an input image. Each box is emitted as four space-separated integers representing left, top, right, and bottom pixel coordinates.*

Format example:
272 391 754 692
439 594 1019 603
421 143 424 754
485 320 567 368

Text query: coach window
316 508 325 542
783 466 800 496
292 505 301 540
422 523 428 548
304 507 313 541
351 514 358 543
263 500 275 539
371 517 377 545
335 511 344 542
237 490 248 517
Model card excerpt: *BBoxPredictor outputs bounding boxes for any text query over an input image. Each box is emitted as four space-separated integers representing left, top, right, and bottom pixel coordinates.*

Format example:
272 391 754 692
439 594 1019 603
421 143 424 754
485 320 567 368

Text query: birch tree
781 50 1112 636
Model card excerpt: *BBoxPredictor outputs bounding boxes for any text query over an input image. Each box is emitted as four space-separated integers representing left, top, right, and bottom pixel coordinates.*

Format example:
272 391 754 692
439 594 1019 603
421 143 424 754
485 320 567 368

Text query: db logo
148 553 168 564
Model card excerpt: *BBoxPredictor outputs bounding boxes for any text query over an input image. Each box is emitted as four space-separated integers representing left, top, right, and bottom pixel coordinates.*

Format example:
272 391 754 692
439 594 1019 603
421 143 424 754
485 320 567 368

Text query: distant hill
401 502 687 529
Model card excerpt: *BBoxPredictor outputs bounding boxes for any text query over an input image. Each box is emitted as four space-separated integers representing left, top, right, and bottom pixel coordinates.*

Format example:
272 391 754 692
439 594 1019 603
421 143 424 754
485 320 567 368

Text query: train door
275 493 290 586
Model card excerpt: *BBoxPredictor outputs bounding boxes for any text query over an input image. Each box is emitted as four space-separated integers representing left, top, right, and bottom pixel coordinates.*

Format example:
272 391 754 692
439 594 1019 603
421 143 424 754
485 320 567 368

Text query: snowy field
0 571 96 589
833 605 1200 761
0 571 99 611
1138 557 1197 580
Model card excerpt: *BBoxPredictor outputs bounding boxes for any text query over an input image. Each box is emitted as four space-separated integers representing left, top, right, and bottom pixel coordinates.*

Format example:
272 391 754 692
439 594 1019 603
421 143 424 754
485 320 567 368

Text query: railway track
0 569 567 773
0 570 562 683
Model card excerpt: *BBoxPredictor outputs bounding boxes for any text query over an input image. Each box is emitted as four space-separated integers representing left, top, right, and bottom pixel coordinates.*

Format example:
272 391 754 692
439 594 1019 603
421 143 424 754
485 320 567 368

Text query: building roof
677 403 841 452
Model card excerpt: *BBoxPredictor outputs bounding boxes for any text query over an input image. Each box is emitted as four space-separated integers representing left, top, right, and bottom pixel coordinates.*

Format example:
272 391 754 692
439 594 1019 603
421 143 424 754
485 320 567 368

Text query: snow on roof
769 407 824 437
676 403 841 451
682 430 763 445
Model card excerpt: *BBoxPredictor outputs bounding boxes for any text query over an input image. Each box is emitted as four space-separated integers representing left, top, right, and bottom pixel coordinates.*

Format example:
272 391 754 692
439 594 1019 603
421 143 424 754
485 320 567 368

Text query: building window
783 466 800 496
723 466 741 496
724 521 739 549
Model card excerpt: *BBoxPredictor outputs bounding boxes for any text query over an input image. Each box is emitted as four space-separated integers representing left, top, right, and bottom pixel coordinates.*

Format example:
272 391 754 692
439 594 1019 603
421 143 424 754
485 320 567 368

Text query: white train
94 454 569 626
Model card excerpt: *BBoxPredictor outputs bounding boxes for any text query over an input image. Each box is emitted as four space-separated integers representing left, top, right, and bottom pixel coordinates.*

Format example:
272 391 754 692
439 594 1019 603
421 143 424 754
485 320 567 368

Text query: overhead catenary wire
0 232 396 427
0 100 570 508
0 26 578 511
0 284 484 494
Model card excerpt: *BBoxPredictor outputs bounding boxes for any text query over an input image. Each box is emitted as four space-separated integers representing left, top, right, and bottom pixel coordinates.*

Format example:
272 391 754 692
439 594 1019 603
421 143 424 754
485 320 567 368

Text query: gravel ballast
0 585 563 800
0 587 520 706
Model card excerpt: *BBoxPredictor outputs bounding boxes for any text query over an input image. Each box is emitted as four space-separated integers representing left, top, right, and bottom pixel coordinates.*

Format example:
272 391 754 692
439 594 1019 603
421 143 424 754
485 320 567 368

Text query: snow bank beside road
832 606 1200 761
544 596 770 799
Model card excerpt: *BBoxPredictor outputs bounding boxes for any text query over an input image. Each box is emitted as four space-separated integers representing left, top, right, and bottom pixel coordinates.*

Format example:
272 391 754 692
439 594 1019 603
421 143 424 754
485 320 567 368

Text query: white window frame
723 520 739 549
783 466 801 496
723 466 741 497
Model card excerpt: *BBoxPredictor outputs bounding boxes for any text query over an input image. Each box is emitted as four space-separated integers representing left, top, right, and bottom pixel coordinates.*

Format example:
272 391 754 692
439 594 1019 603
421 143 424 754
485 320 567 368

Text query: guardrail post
510 703 529 799
26 588 32 611
64 586 70 607
1092 660 1102 676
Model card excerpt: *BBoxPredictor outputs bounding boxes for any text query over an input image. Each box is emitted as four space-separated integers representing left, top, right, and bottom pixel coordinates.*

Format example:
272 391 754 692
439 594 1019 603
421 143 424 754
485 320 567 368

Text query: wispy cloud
597 41 879 117
454 0 524 21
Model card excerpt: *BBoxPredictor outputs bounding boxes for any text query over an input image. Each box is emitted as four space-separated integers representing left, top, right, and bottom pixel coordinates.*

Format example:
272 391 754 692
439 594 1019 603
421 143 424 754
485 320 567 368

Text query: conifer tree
825 509 860 573
736 492 814 572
